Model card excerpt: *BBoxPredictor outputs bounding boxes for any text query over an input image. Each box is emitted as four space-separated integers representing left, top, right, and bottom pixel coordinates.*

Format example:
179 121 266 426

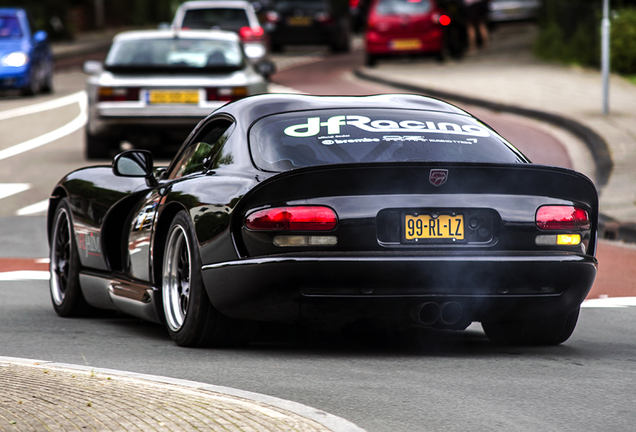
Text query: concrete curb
353 68 613 189
0 356 367 432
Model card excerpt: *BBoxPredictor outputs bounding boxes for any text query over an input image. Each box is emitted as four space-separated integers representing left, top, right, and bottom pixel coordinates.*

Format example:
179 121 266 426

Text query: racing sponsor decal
429 169 449 187
78 232 102 257
283 115 490 138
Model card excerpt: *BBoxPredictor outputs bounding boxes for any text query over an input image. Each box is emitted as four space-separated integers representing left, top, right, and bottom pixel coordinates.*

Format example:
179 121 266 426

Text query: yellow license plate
148 90 199 104
287 16 312 26
390 39 422 51
405 214 464 241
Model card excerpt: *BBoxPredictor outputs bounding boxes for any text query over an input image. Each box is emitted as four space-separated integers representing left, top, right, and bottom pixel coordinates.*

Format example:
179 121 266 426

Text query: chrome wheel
163 224 191 332
50 206 71 306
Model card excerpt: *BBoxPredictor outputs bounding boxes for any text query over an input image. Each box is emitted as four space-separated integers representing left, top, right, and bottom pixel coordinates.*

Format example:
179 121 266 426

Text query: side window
167 120 233 179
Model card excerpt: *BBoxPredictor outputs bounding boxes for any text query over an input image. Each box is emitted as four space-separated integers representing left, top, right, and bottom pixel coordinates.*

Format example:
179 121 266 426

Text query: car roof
216 94 470 125
112 29 240 43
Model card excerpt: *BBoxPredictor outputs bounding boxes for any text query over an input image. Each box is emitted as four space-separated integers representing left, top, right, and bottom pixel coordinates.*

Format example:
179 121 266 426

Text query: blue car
0 8 53 95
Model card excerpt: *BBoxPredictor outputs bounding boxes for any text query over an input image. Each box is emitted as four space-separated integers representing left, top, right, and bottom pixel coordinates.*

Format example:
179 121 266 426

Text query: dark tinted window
182 9 250 31
376 0 431 15
168 120 234 179
249 109 527 171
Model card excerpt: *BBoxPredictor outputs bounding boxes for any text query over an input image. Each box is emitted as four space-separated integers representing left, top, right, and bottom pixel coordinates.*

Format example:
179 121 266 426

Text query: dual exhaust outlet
412 301 463 326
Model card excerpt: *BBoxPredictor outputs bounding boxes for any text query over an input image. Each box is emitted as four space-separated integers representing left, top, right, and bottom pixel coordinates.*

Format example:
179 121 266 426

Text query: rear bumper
202 253 597 324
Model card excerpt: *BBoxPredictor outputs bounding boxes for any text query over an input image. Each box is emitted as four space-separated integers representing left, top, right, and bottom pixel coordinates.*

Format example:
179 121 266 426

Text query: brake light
97 87 140 102
246 206 338 231
439 14 451 26
239 26 264 41
536 206 590 230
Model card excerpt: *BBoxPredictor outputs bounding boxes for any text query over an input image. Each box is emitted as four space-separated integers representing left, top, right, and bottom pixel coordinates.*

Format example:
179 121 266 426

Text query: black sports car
48 94 598 347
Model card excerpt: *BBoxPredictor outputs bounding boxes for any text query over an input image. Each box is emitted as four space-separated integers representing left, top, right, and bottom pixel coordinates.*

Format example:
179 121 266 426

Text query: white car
83 29 268 159
488 0 541 23
172 0 273 73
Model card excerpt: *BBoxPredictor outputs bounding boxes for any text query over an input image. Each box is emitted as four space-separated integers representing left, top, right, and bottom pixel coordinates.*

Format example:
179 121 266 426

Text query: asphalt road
0 40 635 432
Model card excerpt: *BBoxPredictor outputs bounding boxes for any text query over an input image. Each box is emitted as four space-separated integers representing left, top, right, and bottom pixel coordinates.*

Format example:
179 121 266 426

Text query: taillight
206 87 248 102
266 11 280 23
315 12 332 23
97 87 140 102
536 206 590 230
239 26 265 41
246 206 338 231
439 14 451 26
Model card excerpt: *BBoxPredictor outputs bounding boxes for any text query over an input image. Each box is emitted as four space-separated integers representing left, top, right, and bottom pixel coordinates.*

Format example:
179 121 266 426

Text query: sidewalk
355 23 636 238
0 357 365 432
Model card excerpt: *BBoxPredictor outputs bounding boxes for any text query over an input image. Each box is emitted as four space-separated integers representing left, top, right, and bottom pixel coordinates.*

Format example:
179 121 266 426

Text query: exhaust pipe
440 302 463 325
413 302 441 325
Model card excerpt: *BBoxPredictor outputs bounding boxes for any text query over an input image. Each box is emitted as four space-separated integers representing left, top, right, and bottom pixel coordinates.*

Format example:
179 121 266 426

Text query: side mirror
113 150 158 187
83 60 103 75
33 30 48 43
255 59 276 79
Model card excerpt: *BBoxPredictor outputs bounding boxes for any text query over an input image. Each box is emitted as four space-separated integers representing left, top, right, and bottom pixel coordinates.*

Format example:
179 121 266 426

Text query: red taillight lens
536 206 590 230
239 26 265 41
97 87 140 102
246 206 338 231
439 14 451 26
205 87 248 102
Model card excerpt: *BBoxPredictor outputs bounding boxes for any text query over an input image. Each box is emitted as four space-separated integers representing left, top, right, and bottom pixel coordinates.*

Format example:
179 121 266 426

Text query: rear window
182 8 250 31
249 109 527 171
375 0 432 15
106 37 244 69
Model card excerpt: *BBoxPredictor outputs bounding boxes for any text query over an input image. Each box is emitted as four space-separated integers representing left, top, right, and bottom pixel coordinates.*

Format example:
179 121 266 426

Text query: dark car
266 0 351 52
0 7 53 95
48 94 598 347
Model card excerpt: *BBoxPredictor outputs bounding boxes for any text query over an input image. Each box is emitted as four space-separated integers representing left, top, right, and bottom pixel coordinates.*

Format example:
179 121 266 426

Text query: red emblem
429 169 448 187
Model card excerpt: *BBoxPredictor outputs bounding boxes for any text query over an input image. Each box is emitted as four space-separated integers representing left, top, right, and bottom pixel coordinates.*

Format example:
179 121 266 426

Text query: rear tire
161 211 255 347
50 199 90 317
365 53 377 67
482 308 580 346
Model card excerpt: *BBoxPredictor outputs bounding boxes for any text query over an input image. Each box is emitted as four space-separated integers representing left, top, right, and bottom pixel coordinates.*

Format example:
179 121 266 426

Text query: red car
365 0 451 66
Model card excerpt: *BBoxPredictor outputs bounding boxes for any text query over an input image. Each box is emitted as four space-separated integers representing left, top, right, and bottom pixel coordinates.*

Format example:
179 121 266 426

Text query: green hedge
535 0 636 74
611 8 636 74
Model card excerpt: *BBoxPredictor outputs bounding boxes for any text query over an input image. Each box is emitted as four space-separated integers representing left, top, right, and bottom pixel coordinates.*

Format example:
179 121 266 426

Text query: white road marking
581 297 636 308
0 271 50 281
0 91 87 121
0 91 87 161
0 183 30 200
268 83 306 94
16 199 49 216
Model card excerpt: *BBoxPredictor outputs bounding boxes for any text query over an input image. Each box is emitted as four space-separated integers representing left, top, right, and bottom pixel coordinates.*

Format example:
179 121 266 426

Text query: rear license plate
390 39 422 51
404 214 464 241
148 90 199 104
287 16 312 26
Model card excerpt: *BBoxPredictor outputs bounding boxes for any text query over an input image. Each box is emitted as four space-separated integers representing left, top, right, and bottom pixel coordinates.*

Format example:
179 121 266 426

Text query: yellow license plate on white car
148 90 199 104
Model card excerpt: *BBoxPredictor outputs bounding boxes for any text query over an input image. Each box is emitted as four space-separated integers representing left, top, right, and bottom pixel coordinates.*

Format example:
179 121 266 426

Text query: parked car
266 0 351 52
172 1 275 77
82 29 267 159
0 7 53 95
48 93 598 347
364 0 453 66
488 0 541 23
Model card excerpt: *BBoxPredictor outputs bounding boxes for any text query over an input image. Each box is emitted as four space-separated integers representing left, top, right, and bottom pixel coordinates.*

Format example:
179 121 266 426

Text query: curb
0 356 367 432
353 68 613 189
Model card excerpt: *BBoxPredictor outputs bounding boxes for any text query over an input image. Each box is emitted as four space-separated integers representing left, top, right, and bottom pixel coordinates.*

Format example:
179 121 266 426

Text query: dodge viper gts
48 94 598 347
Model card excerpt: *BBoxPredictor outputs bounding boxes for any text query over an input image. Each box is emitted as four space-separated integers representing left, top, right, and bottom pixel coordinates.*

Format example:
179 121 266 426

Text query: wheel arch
47 187 68 246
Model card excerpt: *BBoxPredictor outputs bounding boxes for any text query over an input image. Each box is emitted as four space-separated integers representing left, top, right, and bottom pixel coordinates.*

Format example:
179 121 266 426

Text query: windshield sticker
284 115 490 138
